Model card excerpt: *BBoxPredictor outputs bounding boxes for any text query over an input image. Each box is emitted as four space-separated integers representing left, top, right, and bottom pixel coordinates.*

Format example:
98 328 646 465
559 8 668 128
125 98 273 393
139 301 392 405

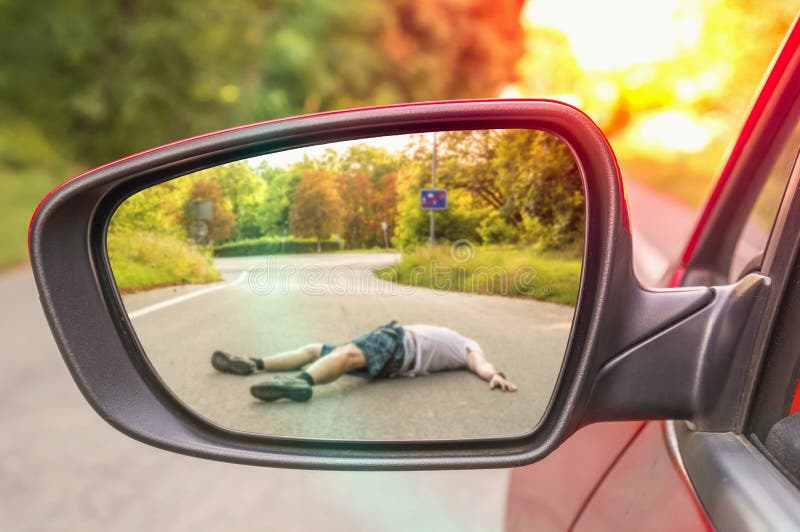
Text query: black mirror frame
29 99 716 470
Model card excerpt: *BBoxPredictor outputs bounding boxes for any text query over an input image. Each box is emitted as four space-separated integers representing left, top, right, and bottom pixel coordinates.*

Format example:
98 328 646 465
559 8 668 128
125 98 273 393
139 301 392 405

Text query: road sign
420 188 447 210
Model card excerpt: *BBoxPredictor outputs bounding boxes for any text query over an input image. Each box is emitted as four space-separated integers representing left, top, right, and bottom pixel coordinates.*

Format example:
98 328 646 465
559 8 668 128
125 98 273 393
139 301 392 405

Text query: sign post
420 133 446 246
187 199 213 244
431 132 436 247
380 221 389 249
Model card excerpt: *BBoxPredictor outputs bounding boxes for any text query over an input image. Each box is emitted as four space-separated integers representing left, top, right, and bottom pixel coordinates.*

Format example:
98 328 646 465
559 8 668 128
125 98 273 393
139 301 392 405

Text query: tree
324 144 400 248
1 0 525 171
392 143 486 249
0 0 262 165
336 170 379 248
110 179 188 238
438 130 506 212
256 0 525 117
378 0 526 102
289 169 344 251
494 130 584 247
393 129 584 249
183 180 236 244
192 162 266 240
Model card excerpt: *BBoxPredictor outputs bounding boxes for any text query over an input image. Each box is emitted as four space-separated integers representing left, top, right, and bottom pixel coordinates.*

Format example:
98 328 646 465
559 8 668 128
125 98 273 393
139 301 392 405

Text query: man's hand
489 374 518 392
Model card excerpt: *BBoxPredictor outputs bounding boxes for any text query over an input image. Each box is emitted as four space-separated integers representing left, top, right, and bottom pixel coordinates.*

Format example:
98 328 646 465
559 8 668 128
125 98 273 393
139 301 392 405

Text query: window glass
730 120 800 280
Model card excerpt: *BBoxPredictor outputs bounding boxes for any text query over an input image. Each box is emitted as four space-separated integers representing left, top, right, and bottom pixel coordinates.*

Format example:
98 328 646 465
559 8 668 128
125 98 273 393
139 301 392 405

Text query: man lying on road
211 320 518 402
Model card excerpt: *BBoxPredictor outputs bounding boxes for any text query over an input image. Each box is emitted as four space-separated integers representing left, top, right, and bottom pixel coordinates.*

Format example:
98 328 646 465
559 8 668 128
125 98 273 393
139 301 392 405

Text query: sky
247 133 428 169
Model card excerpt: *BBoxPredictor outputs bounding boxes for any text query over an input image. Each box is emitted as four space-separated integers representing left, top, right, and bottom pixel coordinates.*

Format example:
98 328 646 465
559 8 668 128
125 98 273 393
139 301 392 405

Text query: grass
0 169 60 269
375 243 582 305
108 230 221 292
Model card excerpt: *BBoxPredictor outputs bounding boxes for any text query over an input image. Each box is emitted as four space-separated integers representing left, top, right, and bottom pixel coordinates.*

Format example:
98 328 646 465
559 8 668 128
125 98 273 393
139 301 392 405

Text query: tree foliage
0 0 524 168
393 130 583 250
183 180 237 244
289 169 344 247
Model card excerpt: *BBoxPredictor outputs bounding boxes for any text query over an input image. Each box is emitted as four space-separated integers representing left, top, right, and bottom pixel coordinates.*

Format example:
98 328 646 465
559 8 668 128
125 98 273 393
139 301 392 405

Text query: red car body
505 16 800 532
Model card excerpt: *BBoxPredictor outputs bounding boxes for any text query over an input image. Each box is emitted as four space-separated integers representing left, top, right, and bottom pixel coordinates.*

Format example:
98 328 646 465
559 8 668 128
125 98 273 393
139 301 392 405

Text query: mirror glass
109 129 585 441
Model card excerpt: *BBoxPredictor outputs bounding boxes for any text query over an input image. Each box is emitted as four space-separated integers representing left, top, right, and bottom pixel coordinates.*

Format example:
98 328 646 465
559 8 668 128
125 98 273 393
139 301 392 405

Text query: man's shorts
320 320 405 379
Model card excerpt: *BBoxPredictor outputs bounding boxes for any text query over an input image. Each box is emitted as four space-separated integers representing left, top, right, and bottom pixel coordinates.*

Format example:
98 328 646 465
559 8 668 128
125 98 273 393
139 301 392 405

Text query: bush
477 211 520 244
108 230 221 291
214 236 344 257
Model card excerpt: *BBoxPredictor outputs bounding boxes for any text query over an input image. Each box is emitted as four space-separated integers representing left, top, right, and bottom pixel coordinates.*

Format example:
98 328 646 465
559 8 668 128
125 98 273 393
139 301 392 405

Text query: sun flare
523 0 702 72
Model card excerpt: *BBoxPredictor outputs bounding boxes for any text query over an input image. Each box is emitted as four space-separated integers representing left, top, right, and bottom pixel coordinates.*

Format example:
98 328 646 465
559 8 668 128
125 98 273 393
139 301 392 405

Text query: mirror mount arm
581 273 770 431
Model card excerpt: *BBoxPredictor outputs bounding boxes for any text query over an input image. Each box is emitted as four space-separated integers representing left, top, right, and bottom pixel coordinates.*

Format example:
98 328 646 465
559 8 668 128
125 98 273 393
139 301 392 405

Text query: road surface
0 266 511 532
123 253 574 441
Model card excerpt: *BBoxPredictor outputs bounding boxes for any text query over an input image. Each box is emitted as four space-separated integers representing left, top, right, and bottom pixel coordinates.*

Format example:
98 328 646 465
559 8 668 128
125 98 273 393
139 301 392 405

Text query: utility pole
430 131 437 248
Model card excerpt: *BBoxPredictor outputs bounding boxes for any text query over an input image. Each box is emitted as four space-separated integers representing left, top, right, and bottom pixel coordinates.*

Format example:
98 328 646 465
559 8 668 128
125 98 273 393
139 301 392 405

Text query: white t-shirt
397 324 481 377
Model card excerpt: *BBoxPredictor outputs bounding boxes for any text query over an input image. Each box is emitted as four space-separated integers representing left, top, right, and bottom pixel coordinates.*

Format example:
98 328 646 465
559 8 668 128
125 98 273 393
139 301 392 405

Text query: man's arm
466 348 518 392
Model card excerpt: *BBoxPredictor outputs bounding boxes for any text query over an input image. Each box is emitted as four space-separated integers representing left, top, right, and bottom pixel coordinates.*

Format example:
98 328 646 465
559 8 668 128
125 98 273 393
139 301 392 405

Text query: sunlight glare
524 0 702 71
635 110 714 153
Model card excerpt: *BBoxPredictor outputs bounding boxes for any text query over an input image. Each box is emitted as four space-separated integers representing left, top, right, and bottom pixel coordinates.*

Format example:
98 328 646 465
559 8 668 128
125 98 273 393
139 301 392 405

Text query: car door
506 17 800 532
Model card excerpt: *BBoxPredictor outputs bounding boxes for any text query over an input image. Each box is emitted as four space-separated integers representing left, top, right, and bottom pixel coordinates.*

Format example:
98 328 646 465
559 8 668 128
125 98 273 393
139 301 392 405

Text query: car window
729 116 800 281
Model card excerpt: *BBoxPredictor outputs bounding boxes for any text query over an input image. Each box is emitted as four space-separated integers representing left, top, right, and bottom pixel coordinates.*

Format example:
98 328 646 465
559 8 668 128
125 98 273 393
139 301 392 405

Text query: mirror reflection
109 129 585 440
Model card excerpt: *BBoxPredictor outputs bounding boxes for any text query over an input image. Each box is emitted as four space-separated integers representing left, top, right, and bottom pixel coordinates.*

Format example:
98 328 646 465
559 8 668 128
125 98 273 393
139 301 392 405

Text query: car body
505 15 800 532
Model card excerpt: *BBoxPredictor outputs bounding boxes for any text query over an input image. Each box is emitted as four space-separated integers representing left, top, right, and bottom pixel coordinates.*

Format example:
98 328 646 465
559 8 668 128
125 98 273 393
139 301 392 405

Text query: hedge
214 236 344 257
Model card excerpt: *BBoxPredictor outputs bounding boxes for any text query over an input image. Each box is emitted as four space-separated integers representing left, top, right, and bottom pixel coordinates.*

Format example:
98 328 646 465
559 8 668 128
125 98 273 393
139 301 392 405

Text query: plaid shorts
320 320 406 379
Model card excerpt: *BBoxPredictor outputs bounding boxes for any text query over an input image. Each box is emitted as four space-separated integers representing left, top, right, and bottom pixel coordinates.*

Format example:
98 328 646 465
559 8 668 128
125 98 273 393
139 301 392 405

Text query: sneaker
250 376 313 402
211 350 257 375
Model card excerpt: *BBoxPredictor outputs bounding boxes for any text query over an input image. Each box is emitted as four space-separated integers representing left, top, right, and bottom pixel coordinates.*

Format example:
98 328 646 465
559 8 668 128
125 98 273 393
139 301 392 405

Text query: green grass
375 244 582 305
0 169 60 269
108 230 221 292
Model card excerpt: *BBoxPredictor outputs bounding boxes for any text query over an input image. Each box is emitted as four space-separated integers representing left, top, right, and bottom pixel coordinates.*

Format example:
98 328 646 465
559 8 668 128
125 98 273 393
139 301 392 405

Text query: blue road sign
420 188 447 210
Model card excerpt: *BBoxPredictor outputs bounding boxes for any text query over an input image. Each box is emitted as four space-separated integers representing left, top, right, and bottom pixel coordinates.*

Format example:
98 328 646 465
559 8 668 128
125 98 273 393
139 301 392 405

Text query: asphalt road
2 176 693 531
122 253 575 441
0 266 510 532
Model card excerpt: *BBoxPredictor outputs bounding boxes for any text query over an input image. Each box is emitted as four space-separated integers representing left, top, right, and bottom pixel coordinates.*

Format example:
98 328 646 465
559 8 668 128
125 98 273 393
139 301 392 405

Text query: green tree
393 141 485 249
192 162 266 240
0 0 262 165
494 130 583 247
1 0 525 171
109 179 188 237
256 0 525 116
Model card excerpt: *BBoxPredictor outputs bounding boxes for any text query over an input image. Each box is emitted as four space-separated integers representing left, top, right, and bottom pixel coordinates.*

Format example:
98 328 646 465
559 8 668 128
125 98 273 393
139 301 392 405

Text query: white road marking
129 271 247 320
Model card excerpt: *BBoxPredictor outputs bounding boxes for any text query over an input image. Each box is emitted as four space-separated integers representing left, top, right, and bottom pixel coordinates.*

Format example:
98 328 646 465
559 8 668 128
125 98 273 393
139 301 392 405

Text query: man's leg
250 343 367 402
302 343 367 384
258 343 323 371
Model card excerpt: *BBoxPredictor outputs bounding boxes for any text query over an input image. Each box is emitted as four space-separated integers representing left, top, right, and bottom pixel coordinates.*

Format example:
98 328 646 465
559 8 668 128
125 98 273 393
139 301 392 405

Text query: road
0 266 510 532
123 253 574 441
1 176 695 531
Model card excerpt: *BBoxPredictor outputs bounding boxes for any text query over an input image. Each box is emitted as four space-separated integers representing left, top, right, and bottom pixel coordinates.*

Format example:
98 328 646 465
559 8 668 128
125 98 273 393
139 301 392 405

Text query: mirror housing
30 99 763 469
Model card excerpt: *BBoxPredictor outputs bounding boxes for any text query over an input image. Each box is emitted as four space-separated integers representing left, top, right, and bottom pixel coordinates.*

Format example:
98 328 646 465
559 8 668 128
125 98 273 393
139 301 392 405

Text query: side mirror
29 100 768 469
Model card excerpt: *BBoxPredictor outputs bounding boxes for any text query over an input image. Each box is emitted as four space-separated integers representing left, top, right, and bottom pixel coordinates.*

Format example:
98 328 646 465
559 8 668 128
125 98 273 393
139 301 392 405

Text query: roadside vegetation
376 244 582 305
0 122 79 269
108 127 584 294
0 1 524 270
0 171 56 269
107 231 220 292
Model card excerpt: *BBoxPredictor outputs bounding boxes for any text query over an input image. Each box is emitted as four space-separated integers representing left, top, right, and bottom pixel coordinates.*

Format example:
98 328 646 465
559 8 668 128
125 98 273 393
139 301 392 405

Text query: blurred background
1 1 797 530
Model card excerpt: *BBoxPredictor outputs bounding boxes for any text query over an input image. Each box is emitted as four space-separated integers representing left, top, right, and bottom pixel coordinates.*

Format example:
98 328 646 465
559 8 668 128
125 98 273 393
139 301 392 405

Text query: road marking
129 271 247 320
